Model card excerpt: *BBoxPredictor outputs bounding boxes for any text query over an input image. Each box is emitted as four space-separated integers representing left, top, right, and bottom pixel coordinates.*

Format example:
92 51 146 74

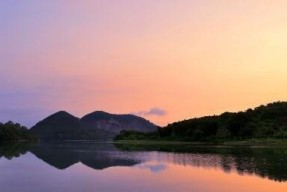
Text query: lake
1 142 287 192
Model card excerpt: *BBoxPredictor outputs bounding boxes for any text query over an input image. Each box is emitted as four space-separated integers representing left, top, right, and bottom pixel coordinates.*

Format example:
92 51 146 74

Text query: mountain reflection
1 142 287 182
29 142 140 170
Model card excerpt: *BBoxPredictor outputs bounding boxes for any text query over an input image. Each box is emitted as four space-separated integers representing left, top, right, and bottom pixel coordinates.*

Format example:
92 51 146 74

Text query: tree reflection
1 142 287 182
0 142 31 160
115 143 287 182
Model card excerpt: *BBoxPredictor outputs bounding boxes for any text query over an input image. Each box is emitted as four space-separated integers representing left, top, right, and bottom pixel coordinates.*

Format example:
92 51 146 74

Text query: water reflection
30 142 140 170
1 142 287 182
0 143 31 160
115 143 287 182
136 162 168 173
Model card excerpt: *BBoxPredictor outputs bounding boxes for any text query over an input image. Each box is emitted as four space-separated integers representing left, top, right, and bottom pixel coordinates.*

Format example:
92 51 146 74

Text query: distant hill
114 101 287 141
30 111 157 140
30 111 84 140
81 111 157 139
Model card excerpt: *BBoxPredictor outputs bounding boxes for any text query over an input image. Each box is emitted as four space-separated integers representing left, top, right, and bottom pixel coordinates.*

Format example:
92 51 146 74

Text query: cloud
132 107 167 117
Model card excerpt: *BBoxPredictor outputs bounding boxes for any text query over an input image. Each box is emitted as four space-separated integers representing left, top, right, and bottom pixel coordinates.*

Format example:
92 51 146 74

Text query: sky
1 0 287 127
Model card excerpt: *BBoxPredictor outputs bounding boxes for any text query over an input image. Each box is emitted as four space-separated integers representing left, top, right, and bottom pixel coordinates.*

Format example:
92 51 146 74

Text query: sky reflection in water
0 143 287 192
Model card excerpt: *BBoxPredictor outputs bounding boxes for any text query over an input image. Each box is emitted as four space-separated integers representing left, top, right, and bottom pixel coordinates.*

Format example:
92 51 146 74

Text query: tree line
0 121 36 143
114 102 287 142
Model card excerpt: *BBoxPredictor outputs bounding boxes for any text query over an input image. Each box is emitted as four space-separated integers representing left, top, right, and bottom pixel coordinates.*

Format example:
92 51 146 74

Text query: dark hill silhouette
30 111 157 140
115 101 287 141
81 111 157 139
30 111 84 140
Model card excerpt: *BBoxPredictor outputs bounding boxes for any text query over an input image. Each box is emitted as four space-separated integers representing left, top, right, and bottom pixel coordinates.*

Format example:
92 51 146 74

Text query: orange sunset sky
0 0 287 127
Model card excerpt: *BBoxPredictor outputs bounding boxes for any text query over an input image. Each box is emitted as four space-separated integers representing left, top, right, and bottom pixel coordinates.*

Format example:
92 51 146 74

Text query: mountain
81 111 157 139
30 111 157 140
30 111 84 140
115 101 287 142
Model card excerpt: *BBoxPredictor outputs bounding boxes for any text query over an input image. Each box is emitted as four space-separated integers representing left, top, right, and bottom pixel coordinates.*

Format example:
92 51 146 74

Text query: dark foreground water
1 142 287 192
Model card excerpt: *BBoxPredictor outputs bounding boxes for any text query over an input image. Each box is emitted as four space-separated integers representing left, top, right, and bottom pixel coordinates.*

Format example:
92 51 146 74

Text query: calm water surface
1 142 287 192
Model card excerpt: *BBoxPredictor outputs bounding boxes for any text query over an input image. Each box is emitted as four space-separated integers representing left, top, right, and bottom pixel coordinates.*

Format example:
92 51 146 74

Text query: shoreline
113 138 287 147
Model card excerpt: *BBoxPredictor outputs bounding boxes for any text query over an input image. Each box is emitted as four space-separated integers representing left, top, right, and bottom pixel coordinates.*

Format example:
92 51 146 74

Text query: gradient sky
1 0 287 127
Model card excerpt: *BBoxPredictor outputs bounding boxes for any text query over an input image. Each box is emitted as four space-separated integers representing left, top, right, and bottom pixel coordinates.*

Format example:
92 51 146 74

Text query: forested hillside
0 121 36 143
114 102 287 141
